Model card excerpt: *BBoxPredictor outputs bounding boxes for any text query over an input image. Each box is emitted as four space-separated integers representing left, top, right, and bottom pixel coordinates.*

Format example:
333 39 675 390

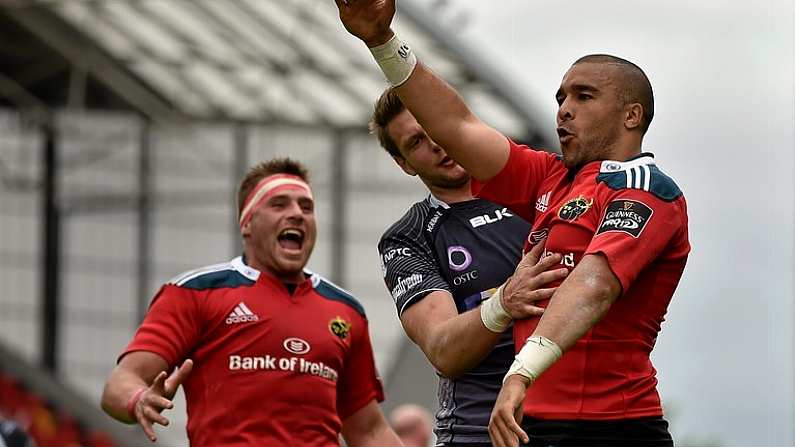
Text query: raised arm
335 0 510 182
101 352 193 442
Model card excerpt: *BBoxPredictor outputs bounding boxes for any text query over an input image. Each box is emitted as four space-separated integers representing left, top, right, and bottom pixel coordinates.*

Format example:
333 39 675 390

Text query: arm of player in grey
380 232 500 378
334 0 511 182
401 289 505 378
381 233 565 378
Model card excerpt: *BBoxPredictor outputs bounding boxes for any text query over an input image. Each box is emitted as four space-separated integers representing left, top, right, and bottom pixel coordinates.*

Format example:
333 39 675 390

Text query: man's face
555 62 626 169
242 187 317 281
386 110 469 188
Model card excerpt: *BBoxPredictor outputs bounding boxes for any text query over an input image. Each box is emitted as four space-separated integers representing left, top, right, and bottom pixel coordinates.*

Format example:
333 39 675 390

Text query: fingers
519 305 545 318
150 370 168 395
142 404 170 427
145 394 174 413
521 240 546 267
489 406 520 447
532 250 562 273
135 375 177 443
532 267 569 287
164 359 194 398
139 413 157 442
514 405 528 444
507 410 529 445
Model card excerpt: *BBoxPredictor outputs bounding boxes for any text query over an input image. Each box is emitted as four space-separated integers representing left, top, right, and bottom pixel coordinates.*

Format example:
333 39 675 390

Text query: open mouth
556 127 574 143
439 156 456 167
277 228 304 251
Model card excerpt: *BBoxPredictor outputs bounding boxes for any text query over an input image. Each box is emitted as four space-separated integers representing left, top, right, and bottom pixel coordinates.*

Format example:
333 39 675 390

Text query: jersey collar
231 255 315 287
231 256 260 281
427 194 450 209
599 152 655 173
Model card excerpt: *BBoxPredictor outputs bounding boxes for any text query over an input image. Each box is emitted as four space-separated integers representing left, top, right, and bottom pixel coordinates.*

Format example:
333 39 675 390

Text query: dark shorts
520 417 674 447
438 443 493 447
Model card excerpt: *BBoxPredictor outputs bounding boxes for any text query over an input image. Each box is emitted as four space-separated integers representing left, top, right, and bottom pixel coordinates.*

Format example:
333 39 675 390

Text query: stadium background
0 0 791 446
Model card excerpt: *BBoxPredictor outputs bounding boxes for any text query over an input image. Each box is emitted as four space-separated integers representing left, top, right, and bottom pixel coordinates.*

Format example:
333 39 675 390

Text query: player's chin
440 169 469 187
560 148 580 169
274 257 307 278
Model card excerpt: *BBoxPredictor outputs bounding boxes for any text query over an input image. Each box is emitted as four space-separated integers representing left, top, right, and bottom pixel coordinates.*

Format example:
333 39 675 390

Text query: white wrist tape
504 335 562 383
369 34 417 86
480 284 511 333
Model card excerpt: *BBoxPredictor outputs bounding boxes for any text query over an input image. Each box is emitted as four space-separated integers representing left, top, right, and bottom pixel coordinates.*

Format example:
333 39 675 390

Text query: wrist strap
504 335 562 383
480 283 511 333
369 34 418 86
126 387 147 420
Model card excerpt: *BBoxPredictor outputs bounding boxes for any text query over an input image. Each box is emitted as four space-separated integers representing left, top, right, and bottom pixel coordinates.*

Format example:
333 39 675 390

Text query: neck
242 246 305 283
427 182 473 204
609 135 643 162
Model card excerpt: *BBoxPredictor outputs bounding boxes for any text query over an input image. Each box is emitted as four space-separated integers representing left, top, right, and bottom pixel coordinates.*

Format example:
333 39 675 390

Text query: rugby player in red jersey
335 2 690 446
101 158 402 447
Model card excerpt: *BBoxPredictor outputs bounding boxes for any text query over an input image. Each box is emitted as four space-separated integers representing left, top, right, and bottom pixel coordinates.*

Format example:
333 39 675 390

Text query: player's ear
393 155 417 177
624 103 643 131
240 219 252 238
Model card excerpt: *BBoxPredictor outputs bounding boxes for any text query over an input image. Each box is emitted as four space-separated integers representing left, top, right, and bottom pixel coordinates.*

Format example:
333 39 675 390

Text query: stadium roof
0 0 550 143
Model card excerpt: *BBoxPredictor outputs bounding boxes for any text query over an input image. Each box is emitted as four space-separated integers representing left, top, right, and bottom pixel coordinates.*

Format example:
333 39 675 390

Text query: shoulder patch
312 275 366 317
176 269 256 290
597 164 682 202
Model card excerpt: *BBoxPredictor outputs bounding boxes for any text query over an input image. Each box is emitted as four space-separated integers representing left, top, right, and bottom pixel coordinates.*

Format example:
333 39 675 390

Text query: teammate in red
101 158 402 447
335 1 689 446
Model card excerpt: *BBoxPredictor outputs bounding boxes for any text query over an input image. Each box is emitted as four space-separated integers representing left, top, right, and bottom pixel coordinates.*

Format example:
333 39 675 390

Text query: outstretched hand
500 241 569 319
333 0 396 47
489 375 531 447
133 359 193 442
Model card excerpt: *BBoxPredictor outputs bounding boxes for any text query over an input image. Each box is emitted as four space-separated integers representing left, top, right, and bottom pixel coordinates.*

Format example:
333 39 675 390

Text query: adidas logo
226 302 259 324
535 191 551 213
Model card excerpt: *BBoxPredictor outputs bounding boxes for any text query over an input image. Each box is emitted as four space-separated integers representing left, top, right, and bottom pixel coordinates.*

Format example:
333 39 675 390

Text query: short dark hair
574 54 654 134
369 87 405 158
237 158 309 218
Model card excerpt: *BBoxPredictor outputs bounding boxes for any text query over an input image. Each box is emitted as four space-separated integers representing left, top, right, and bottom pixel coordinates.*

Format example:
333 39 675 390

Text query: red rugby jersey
473 140 690 420
121 257 384 446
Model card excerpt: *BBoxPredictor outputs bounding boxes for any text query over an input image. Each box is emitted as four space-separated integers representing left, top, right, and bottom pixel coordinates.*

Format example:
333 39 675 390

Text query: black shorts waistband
520 416 673 447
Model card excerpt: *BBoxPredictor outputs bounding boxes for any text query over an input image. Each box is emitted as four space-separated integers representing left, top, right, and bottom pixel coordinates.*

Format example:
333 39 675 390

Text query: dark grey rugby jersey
378 195 531 444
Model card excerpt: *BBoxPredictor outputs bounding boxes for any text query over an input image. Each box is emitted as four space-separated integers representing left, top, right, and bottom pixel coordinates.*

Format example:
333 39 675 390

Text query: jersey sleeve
336 317 385 420
119 284 203 367
378 231 450 316
584 189 689 294
471 139 558 222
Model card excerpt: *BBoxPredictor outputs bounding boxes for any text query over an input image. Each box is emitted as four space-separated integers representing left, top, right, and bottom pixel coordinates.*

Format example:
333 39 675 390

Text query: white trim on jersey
632 166 643 189
599 155 655 173
230 256 260 282
398 288 450 316
169 256 264 287
428 194 450 209
169 261 233 286
307 270 357 298
642 165 652 191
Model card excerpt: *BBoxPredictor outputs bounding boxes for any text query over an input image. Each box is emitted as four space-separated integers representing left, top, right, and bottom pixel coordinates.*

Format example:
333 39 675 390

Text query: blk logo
470 208 513 228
